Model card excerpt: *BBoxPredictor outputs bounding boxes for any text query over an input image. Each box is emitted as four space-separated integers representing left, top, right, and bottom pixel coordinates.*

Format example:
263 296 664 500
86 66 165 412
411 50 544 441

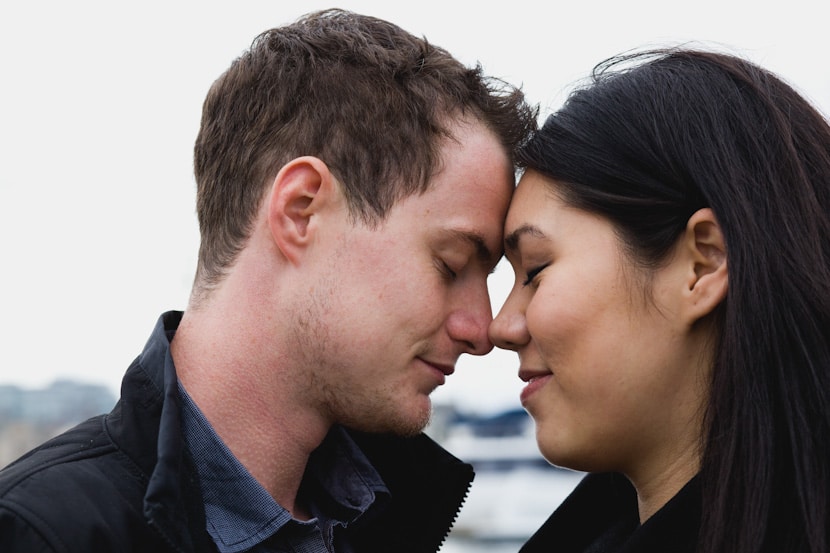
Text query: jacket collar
106 311 208 553
346 430 474 552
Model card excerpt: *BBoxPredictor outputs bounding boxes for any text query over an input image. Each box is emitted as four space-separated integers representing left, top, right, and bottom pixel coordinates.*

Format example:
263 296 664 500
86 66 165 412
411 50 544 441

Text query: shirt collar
178 382 389 553
302 425 391 522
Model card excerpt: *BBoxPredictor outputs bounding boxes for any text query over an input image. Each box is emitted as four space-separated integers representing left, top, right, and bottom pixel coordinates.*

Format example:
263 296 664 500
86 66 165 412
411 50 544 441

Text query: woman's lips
519 371 553 405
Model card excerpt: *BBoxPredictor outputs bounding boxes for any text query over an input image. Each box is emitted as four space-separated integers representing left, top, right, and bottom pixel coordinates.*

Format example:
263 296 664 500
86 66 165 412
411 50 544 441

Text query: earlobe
267 156 337 265
682 208 728 323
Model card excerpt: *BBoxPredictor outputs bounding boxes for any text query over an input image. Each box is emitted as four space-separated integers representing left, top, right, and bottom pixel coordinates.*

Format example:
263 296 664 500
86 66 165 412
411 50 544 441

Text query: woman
489 49 830 553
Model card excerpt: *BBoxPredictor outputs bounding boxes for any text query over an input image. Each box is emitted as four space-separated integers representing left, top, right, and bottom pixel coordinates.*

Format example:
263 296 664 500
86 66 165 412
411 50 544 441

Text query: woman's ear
266 156 338 265
681 208 728 323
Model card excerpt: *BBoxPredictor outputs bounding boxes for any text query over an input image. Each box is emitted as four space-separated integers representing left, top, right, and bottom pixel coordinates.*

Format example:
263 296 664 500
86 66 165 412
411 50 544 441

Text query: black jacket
521 472 701 553
0 312 474 552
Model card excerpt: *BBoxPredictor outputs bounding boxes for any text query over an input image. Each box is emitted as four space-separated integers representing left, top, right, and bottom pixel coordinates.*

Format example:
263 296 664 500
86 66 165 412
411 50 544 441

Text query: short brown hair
192 8 536 293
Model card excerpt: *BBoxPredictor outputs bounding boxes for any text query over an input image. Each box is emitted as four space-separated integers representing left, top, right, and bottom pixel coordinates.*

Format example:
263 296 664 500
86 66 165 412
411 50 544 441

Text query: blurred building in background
0 380 116 467
0 381 579 552
427 405 583 552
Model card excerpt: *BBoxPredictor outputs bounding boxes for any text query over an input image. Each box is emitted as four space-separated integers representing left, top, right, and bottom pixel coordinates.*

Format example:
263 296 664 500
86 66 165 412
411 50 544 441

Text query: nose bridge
489 284 529 351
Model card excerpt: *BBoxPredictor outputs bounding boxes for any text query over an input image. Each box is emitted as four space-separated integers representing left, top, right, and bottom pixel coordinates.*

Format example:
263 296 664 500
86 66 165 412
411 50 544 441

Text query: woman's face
489 170 710 481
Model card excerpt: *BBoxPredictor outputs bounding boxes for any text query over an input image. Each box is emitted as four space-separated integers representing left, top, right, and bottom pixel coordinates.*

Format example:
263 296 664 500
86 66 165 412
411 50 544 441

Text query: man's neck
171 310 330 519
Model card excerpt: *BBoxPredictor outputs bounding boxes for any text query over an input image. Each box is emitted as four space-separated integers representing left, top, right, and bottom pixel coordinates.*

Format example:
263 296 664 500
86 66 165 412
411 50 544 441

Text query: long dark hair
518 48 830 553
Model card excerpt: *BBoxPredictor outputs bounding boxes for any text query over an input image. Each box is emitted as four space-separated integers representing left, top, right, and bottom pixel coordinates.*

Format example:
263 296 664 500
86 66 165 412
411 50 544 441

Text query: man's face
292 118 513 435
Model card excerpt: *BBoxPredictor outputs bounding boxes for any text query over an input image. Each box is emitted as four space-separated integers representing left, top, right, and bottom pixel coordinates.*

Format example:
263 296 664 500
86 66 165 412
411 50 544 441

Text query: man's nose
447 285 495 356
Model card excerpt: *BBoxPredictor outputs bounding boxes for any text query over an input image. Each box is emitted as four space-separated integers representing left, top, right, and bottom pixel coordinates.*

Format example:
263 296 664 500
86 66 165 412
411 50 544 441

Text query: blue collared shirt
178 383 389 553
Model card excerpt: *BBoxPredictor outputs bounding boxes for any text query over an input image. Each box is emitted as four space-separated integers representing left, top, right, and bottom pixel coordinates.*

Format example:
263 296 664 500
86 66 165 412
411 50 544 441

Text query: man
0 9 536 552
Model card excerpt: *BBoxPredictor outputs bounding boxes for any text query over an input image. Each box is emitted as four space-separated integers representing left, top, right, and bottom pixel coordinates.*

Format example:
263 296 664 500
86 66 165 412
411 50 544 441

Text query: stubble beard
290 285 431 437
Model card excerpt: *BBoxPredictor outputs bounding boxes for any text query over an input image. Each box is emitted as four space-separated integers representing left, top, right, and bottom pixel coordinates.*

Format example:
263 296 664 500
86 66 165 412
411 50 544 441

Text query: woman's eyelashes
522 263 550 287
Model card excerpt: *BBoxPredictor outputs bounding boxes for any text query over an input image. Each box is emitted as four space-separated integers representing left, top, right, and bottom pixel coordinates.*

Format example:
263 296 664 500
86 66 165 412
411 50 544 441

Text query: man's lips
421 359 455 376
417 358 455 387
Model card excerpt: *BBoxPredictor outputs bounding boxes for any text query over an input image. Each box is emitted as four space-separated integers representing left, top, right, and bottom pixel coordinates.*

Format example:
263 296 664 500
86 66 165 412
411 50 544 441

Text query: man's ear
266 156 338 265
681 208 728 324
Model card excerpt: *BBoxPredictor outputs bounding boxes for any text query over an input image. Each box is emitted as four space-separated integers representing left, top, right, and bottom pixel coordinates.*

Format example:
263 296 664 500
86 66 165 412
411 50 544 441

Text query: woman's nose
489 294 530 351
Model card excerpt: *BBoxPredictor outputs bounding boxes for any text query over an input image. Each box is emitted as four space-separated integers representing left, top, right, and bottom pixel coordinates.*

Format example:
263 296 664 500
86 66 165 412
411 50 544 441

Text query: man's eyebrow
443 229 499 268
504 224 546 253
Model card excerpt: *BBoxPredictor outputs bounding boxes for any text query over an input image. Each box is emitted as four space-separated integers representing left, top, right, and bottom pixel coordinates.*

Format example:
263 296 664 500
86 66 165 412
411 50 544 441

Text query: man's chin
348 402 431 437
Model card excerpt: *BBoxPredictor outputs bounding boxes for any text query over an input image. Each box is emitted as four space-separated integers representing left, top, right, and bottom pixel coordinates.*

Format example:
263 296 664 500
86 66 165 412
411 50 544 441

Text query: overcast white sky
1 0 828 413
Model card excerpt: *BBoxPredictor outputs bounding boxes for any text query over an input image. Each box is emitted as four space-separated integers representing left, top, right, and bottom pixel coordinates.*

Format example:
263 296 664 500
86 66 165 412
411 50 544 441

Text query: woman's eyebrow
505 224 546 253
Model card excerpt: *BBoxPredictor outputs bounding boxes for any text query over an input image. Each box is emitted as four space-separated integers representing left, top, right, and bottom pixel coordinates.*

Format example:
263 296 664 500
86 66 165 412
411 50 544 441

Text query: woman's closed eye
522 263 550 287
